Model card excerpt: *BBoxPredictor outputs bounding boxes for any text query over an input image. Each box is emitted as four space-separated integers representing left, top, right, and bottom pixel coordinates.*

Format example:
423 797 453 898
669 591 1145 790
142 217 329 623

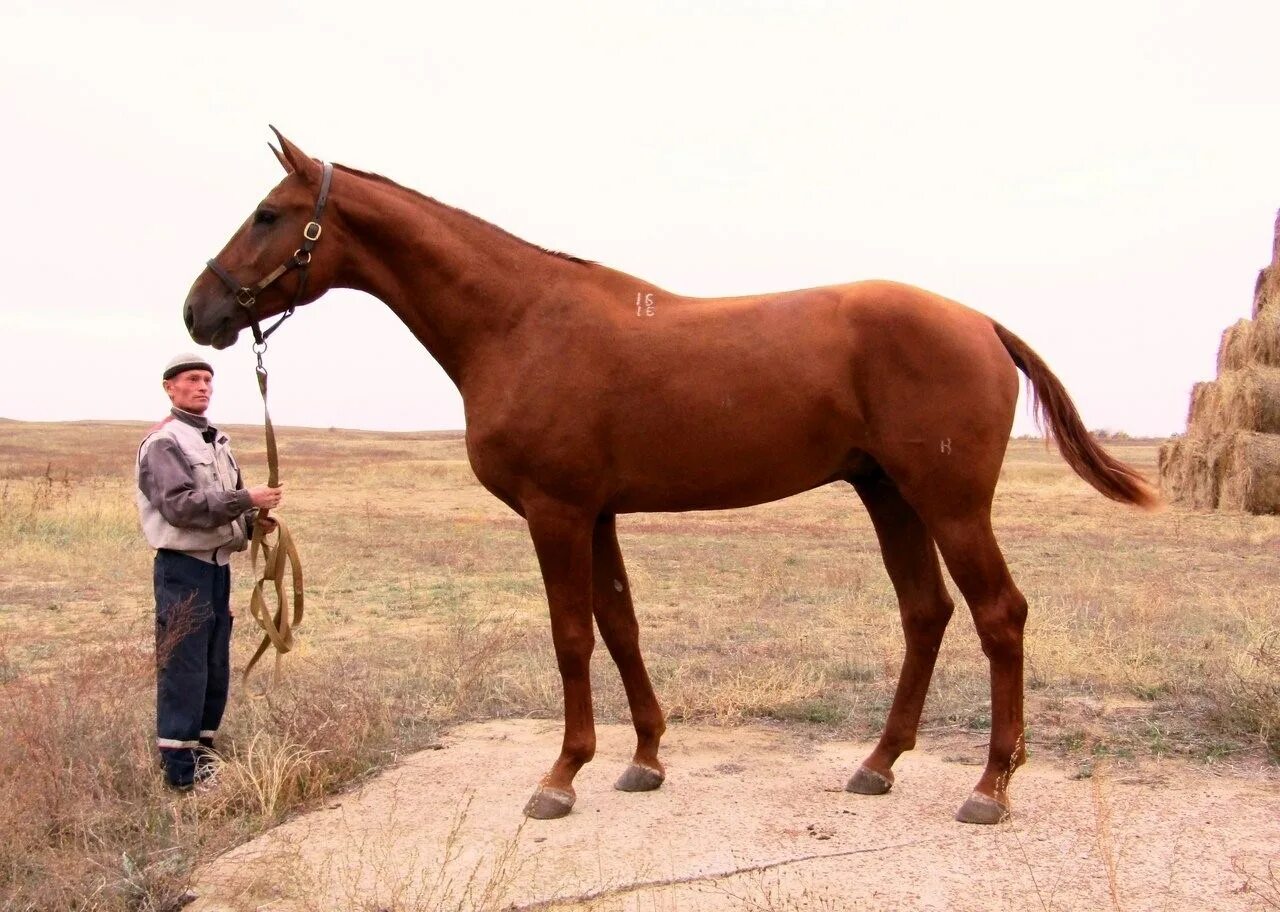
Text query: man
136 353 282 790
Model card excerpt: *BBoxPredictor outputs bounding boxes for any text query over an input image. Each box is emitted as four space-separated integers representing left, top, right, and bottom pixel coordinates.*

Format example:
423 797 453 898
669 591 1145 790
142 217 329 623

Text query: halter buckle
236 289 257 308
303 221 322 242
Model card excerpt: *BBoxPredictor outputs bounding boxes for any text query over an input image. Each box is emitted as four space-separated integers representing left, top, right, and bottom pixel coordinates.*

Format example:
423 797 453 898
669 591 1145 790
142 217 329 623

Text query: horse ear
268 125 321 183
269 142 291 173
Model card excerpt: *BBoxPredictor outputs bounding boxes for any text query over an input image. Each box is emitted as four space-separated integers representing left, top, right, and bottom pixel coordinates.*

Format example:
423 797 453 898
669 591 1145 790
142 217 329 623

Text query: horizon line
0 416 1176 442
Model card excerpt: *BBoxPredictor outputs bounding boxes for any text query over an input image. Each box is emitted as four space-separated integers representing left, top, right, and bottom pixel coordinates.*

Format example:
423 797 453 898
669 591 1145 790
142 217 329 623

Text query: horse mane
333 164 594 266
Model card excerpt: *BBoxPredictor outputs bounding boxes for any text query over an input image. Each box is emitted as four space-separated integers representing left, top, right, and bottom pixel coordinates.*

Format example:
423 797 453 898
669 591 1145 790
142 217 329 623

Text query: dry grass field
1 418 1277 910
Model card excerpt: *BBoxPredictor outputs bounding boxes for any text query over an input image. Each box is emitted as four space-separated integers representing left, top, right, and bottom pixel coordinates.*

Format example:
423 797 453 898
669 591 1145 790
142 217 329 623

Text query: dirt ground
189 720 1279 912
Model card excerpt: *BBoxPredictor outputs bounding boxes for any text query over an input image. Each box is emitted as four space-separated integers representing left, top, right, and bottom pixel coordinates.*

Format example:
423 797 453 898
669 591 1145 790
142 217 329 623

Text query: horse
183 129 1157 825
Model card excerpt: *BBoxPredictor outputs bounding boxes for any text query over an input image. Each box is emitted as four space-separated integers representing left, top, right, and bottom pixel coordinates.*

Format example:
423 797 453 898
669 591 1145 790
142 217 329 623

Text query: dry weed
0 634 200 911
1215 627 1280 756
214 732 330 822
1089 760 1124 912
0 630 445 911
1231 855 1280 910
658 660 828 725
218 791 527 912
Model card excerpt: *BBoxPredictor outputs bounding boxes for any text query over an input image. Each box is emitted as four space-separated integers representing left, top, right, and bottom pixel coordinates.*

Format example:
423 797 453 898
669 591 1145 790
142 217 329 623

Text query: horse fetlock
636 722 666 752
881 734 916 755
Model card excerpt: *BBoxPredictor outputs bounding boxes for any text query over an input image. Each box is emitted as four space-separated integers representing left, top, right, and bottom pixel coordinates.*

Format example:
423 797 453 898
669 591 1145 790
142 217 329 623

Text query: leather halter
205 161 334 347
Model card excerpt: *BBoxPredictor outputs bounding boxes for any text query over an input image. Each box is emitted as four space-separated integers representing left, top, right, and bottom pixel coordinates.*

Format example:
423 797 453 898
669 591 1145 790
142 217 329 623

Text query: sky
2 0 1278 437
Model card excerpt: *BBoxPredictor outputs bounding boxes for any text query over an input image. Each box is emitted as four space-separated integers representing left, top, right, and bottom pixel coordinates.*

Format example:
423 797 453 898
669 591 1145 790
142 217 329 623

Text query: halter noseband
205 160 334 348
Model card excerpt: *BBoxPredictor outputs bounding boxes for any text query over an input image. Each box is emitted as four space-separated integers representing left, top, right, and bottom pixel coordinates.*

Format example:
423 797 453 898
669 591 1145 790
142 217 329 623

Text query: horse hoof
614 762 665 792
845 765 894 795
523 786 575 820
955 791 1010 825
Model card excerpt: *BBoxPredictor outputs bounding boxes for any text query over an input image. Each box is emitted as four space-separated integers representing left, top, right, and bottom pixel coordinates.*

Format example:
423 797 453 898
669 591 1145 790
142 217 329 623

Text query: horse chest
464 414 607 513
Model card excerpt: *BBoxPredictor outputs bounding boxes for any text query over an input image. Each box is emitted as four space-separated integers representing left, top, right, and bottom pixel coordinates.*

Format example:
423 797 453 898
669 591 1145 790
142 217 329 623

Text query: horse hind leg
926 512 1028 824
846 478 956 796
592 515 667 792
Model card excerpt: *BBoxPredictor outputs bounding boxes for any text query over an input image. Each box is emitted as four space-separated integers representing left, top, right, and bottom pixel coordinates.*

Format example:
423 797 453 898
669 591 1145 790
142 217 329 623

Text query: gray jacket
136 408 254 565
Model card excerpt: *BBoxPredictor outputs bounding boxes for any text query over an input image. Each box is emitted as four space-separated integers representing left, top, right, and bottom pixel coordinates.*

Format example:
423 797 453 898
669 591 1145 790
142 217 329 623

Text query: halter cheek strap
206 160 334 346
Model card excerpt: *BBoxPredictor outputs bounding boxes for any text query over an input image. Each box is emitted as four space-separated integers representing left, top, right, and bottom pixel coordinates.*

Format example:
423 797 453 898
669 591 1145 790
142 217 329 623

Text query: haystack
1159 209 1280 513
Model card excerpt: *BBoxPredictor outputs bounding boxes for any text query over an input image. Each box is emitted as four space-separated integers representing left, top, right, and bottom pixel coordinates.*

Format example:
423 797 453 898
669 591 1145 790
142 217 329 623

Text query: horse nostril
183 301 195 332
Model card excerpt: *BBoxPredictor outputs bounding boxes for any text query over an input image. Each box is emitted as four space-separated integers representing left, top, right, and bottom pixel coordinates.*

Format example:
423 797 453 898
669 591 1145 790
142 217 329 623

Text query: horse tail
992 321 1160 510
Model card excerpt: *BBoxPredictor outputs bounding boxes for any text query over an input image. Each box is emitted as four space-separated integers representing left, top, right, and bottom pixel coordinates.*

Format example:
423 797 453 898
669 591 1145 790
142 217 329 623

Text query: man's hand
248 484 284 510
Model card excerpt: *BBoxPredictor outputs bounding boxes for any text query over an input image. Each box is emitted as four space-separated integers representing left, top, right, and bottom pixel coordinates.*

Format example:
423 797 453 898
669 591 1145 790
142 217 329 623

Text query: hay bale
1186 380 1222 435
1218 366 1280 434
1250 307 1280 367
1193 439 1229 509
1157 438 1175 476
1252 268 1270 318
1157 437 1188 503
1217 321 1254 373
1218 431 1280 514
1158 435 1223 509
1273 208 1280 264
1157 438 1190 505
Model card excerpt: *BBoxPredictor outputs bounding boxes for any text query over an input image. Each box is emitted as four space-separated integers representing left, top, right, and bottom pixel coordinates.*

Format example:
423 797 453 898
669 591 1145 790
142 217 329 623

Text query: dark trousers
154 549 232 786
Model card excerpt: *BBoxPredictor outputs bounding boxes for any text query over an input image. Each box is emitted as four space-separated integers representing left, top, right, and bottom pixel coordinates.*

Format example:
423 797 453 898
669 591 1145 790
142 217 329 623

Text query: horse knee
553 627 595 675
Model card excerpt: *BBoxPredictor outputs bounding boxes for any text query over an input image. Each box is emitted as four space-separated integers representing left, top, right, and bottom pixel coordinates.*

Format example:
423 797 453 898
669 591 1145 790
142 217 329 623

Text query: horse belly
607 395 862 513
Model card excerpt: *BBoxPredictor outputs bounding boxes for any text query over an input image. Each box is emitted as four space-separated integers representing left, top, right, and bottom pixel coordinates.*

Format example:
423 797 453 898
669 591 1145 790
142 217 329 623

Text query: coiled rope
243 349 304 684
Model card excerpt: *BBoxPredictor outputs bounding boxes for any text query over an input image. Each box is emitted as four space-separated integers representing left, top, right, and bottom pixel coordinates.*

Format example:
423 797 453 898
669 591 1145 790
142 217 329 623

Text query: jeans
153 549 232 787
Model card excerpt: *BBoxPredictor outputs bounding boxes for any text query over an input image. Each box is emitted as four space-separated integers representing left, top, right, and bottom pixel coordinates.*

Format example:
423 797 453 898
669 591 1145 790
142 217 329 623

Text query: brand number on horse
635 292 656 317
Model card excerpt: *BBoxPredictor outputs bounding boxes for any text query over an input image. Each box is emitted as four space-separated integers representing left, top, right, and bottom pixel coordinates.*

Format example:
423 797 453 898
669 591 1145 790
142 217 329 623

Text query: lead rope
243 343 304 686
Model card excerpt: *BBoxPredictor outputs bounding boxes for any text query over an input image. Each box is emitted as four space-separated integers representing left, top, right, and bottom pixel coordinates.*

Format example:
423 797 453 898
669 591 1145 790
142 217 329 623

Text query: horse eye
253 209 277 226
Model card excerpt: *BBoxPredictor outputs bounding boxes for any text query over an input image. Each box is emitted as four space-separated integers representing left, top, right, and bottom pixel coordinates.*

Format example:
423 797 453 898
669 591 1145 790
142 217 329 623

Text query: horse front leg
523 502 597 820
591 515 666 792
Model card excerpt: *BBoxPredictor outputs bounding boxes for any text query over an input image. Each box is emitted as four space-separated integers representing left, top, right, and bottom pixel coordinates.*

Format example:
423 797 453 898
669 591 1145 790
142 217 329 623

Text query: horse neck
329 171 581 387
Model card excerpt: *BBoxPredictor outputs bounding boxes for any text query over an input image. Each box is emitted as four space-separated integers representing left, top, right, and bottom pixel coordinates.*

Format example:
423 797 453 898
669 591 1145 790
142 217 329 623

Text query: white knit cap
162 353 214 380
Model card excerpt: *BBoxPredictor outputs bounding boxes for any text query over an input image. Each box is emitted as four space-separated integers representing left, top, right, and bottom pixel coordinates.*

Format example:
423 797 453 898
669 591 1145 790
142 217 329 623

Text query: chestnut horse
184 130 1156 825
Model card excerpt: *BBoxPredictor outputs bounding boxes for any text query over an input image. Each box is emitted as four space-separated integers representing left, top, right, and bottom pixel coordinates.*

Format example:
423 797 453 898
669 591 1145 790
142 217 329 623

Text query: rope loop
242 355 304 687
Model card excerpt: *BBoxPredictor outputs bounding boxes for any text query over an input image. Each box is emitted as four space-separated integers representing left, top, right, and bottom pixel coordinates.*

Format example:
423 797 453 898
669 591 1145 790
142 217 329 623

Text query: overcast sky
3 0 1278 437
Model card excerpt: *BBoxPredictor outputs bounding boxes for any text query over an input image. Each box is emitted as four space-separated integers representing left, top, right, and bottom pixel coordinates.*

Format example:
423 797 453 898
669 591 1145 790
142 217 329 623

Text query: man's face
164 369 213 415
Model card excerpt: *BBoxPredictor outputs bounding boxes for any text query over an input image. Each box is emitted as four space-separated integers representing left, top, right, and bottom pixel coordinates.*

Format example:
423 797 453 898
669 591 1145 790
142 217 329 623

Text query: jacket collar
170 407 215 438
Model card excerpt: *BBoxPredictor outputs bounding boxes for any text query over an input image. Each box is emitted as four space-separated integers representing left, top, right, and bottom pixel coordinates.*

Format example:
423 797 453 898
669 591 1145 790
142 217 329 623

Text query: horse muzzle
183 285 242 350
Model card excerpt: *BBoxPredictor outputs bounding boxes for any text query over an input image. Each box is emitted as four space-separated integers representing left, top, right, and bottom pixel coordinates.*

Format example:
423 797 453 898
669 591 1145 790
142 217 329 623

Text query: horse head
183 128 340 350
